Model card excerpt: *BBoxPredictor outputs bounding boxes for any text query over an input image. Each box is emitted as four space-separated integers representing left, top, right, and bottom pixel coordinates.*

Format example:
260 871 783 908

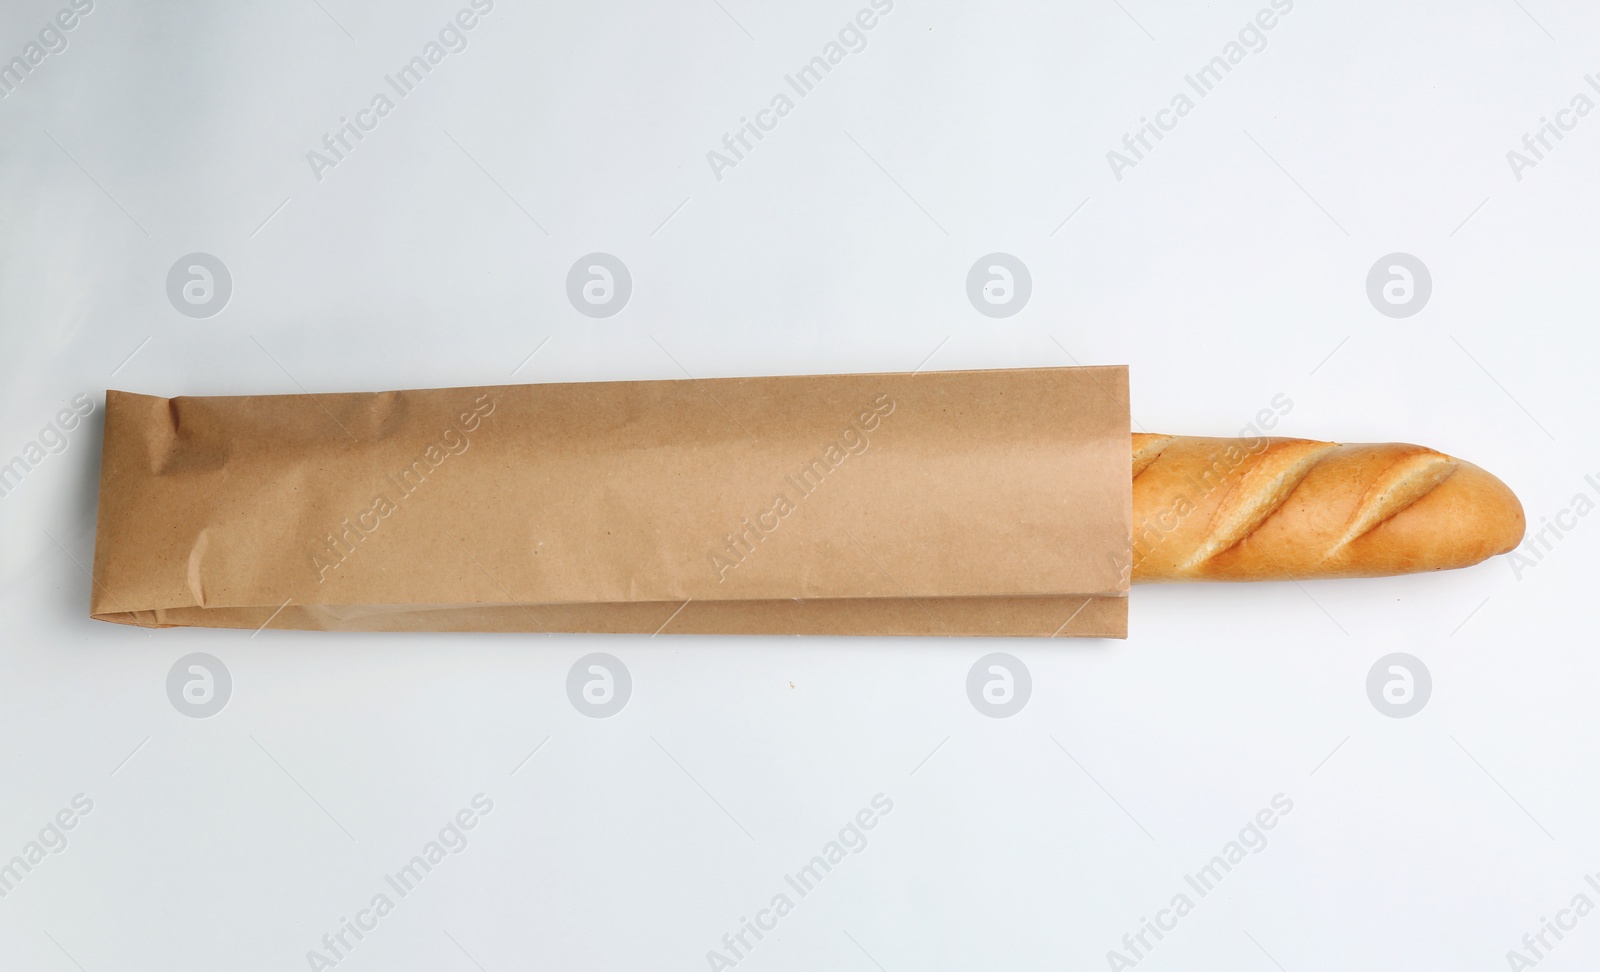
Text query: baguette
1130 434 1524 582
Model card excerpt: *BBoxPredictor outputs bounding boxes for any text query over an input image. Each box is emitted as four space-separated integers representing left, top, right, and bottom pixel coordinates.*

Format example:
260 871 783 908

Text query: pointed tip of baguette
1449 459 1526 558
1334 452 1525 575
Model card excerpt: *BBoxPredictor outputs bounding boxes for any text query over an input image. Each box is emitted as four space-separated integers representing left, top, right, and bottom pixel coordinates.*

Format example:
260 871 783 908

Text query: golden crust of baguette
1130 434 1524 582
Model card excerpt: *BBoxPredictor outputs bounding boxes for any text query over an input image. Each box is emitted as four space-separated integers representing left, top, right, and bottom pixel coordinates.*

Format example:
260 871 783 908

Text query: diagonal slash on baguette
1129 434 1525 582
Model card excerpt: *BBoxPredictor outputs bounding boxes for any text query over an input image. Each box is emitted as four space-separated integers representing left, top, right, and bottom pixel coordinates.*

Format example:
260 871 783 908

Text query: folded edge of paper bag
92 595 1125 638
90 367 1131 637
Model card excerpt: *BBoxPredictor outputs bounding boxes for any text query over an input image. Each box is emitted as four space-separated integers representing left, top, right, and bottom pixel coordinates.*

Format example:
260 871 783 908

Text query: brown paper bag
89 367 1131 637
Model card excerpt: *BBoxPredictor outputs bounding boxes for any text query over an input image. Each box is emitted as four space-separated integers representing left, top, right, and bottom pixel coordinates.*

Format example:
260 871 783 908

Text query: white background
1 0 1596 969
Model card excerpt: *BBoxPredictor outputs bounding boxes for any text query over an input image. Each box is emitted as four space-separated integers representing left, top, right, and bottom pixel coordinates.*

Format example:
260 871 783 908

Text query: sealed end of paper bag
90 367 1131 637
